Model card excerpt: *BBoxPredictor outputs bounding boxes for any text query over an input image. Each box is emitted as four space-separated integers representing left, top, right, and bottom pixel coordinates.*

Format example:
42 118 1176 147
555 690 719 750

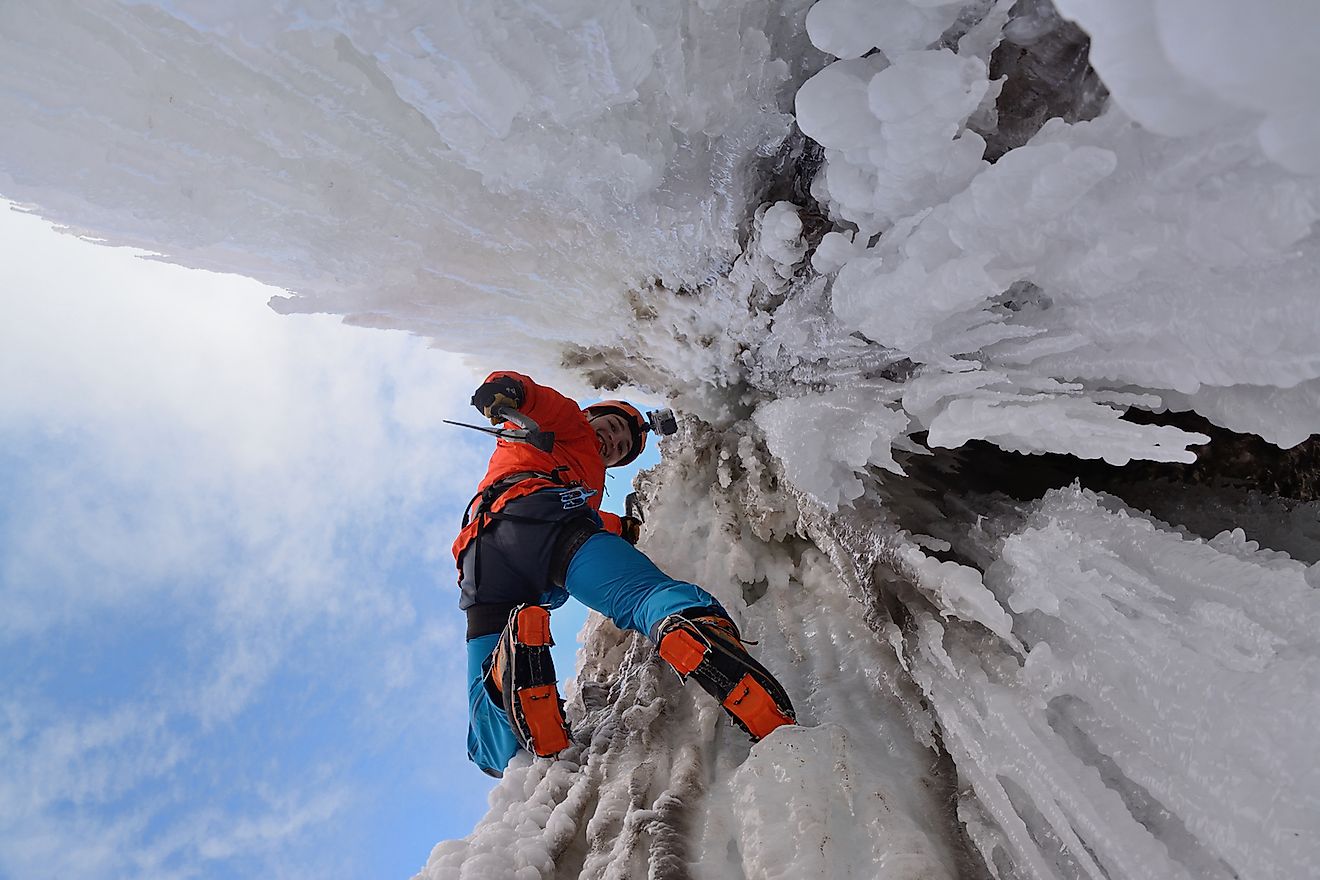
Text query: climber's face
590 413 634 467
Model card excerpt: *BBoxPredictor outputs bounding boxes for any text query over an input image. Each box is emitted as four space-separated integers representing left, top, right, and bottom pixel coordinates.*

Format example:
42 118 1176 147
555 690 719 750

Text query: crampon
657 610 796 741
489 604 570 757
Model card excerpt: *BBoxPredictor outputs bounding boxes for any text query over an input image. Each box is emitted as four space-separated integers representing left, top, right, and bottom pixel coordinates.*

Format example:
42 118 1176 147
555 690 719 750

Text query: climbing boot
657 610 796 741
488 604 570 757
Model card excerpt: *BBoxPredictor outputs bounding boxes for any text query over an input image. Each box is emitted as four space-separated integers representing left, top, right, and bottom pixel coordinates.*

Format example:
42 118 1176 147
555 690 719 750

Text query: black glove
619 516 642 546
471 376 525 425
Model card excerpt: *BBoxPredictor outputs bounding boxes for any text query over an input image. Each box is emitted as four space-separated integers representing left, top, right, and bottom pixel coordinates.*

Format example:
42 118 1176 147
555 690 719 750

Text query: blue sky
0 204 658 879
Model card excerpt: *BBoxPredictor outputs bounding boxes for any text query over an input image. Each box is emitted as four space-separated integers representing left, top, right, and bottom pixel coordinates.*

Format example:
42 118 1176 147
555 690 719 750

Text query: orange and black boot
488 604 571 758
656 609 796 741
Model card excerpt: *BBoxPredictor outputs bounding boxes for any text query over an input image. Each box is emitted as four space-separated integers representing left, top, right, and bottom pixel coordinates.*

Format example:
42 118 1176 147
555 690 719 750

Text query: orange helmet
583 400 646 467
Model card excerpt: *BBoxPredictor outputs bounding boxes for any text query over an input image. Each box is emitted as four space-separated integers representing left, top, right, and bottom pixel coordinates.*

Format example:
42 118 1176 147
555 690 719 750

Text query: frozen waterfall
2 1 1318 878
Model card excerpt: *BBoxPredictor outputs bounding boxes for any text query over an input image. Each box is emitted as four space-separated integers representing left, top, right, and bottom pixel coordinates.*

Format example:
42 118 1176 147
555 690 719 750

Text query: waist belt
467 603 517 639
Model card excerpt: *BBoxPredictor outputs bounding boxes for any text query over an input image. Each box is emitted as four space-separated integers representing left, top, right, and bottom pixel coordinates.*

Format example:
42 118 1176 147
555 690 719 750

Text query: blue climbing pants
466 531 723 775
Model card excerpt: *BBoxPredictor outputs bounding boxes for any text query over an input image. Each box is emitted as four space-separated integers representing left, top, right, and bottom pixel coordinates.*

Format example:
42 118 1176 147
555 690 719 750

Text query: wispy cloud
0 205 492 878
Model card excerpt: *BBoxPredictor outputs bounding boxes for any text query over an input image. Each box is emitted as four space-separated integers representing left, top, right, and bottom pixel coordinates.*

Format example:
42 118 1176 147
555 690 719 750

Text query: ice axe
625 491 644 523
443 405 556 453
445 404 678 455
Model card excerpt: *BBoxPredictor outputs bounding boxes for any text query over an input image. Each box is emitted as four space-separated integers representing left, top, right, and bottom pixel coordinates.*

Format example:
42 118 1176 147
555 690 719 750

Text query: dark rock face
979 0 1110 160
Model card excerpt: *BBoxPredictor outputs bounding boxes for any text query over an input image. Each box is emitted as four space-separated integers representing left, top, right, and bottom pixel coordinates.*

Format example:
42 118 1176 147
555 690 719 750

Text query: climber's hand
619 516 642 546
471 376 525 425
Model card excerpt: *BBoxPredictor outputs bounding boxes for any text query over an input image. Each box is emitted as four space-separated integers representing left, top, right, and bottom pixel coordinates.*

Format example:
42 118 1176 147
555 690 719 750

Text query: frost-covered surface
4 1 1320 878
0 0 821 366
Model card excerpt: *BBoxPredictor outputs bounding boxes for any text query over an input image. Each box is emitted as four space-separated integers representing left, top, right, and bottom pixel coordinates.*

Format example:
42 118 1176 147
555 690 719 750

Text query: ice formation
3 1 1319 878
0 0 822 365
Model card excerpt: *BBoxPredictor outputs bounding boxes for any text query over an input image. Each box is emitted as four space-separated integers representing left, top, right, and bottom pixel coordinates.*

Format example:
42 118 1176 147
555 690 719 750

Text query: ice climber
455 371 796 777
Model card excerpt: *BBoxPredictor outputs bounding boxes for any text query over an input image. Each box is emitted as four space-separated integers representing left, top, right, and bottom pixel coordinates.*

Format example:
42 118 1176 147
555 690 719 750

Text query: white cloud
0 204 495 878
1 203 487 633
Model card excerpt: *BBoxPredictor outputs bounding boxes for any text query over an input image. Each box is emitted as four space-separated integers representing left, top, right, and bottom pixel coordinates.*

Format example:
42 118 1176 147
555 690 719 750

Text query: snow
3 1 1320 878
753 201 807 276
806 0 964 62
798 48 994 235
1053 0 1320 173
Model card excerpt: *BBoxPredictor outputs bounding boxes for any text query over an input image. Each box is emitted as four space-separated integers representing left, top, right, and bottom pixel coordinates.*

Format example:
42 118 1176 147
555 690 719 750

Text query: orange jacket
451 371 623 570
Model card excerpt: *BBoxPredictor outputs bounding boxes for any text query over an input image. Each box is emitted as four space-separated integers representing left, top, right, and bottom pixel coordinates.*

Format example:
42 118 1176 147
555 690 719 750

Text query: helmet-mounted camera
644 408 678 436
